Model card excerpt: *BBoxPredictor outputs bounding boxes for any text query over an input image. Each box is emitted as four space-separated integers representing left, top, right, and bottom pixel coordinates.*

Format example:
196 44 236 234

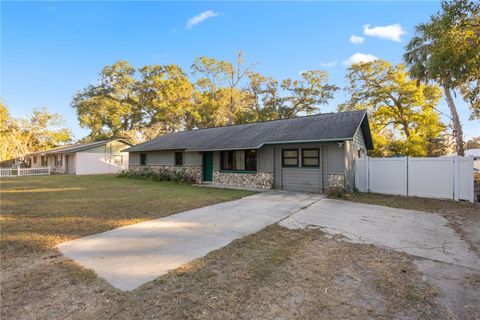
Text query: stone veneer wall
327 173 345 189
128 165 202 183
213 171 273 189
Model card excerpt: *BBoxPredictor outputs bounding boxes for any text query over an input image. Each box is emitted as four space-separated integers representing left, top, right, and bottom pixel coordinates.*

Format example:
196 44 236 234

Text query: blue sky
1 1 478 140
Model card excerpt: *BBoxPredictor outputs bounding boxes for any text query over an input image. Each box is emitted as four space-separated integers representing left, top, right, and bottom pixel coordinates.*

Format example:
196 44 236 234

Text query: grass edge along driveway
0 174 253 261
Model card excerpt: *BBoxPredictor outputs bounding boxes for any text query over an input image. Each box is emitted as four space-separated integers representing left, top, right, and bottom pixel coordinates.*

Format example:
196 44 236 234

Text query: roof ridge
187 109 366 133
125 109 373 152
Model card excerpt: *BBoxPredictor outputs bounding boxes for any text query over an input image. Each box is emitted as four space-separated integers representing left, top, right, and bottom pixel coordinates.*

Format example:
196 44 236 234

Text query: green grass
0 174 253 259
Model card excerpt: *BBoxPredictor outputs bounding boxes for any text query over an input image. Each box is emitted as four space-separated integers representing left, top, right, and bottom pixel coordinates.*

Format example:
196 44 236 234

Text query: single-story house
27 139 132 175
124 110 373 192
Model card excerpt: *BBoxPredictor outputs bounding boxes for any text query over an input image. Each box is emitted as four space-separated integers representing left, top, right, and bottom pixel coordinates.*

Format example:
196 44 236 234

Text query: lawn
1 176 469 319
1 174 253 260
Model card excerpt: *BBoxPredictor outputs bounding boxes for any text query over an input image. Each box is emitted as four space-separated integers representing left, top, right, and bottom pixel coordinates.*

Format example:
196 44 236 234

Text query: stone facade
128 165 202 183
327 173 345 189
213 171 273 189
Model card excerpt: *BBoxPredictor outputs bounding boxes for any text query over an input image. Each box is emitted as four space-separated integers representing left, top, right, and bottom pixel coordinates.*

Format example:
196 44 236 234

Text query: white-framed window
55 155 62 167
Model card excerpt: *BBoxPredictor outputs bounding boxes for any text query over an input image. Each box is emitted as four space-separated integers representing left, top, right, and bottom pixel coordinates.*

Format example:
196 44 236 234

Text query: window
33 156 37 164
174 152 183 166
282 149 298 167
113 155 123 164
221 150 257 171
41 156 47 166
302 149 319 167
55 155 62 167
140 153 147 166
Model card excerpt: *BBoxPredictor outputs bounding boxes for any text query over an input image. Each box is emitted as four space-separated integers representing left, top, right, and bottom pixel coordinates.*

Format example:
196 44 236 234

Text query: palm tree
404 23 465 156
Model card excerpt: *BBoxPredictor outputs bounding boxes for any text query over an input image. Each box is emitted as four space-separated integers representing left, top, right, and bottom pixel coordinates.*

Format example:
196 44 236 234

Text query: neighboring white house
465 149 480 171
27 139 132 175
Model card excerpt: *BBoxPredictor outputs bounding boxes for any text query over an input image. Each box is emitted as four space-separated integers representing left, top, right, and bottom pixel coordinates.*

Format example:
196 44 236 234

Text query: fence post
406 157 409 196
453 156 459 201
365 156 369 192
467 156 474 203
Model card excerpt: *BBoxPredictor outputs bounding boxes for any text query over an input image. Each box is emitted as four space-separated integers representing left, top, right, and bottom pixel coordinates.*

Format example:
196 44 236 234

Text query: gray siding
271 142 345 192
258 146 274 172
281 168 322 193
185 151 202 165
353 128 366 151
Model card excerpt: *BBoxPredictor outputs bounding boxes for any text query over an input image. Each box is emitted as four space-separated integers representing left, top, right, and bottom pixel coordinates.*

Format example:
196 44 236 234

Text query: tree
277 70 339 119
242 70 338 121
404 0 480 155
190 54 256 127
72 55 338 139
139 64 195 135
71 61 143 141
242 72 280 122
0 103 71 164
339 60 447 157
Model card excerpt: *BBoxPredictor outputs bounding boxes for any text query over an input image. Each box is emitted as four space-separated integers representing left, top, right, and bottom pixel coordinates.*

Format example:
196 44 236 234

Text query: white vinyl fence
0 167 50 178
355 156 474 203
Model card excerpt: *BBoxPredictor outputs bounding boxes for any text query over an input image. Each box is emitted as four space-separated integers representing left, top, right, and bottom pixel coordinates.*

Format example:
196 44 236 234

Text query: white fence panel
0 167 50 178
456 156 474 202
408 158 453 199
18 167 51 176
355 157 368 192
368 158 407 196
355 156 475 202
0 168 14 177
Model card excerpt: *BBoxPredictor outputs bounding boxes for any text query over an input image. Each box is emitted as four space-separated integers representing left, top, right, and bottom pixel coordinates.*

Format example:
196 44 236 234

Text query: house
27 139 132 175
465 149 480 171
124 110 373 192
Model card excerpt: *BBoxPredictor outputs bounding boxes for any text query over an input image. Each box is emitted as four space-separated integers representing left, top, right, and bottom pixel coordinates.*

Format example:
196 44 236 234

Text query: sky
1 1 478 141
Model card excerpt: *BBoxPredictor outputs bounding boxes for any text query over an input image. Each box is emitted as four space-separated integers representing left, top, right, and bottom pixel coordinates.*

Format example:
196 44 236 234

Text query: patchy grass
1 177 451 319
0 174 253 261
1 225 449 319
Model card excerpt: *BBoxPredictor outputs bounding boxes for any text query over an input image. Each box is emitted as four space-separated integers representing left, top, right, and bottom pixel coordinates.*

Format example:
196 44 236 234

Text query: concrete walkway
57 192 323 291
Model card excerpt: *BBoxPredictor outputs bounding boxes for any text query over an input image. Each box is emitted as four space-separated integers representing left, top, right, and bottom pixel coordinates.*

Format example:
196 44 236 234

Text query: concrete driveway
57 192 323 291
280 199 479 269
280 198 480 318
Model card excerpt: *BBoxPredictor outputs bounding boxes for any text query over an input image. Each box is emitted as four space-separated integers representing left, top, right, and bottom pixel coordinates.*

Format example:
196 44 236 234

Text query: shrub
117 167 196 183
325 187 348 199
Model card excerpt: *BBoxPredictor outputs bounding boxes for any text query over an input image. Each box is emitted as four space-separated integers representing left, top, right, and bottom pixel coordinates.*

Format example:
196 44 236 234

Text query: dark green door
202 151 213 182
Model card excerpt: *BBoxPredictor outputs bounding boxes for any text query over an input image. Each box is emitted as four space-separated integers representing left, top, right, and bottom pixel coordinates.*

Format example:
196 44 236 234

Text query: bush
325 187 348 199
117 167 196 183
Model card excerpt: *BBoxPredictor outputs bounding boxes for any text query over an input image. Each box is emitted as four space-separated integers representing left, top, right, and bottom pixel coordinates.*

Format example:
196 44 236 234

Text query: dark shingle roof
30 139 133 155
125 110 373 152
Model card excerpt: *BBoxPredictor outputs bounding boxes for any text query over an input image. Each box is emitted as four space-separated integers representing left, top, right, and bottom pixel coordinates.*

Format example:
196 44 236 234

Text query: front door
203 151 213 182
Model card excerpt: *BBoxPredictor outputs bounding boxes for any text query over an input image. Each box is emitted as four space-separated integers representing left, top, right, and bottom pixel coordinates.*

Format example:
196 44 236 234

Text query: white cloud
186 10 219 29
350 35 365 44
320 61 337 68
363 24 406 42
343 53 379 65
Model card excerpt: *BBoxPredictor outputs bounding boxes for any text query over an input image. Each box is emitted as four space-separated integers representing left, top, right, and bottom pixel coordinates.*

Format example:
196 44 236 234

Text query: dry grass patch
2 225 449 319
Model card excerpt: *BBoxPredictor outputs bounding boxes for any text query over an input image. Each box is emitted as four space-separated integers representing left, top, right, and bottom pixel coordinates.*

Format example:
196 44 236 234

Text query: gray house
124 110 373 192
